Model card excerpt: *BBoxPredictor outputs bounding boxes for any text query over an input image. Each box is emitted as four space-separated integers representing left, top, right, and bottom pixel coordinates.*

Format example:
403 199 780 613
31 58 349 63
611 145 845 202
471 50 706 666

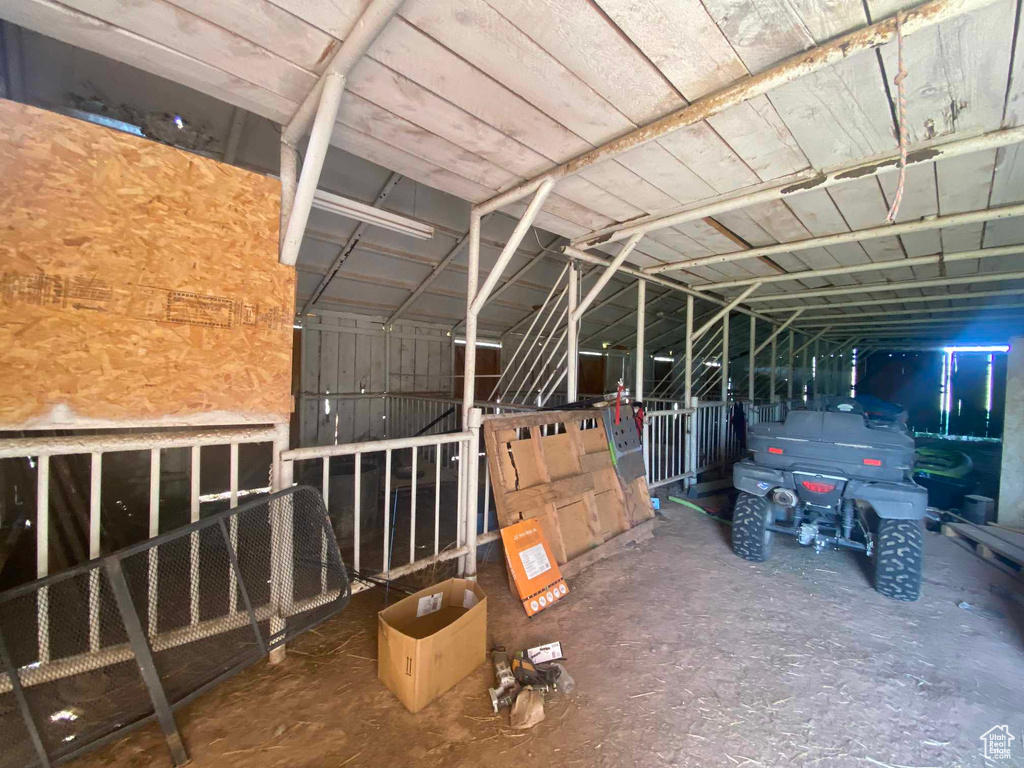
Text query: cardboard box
377 578 487 713
501 519 569 617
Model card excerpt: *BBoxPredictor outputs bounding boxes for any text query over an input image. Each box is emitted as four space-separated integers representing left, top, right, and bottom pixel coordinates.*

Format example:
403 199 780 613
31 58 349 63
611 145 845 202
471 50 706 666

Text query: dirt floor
77 499 1024 768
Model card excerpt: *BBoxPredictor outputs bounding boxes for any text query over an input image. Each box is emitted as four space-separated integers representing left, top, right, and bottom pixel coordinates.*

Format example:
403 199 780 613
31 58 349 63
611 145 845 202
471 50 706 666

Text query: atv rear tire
874 519 923 601
732 492 773 562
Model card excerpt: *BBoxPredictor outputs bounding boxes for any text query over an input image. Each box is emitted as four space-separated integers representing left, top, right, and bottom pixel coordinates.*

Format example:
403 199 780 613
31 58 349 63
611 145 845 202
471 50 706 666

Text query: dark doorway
579 354 607 397
455 345 501 401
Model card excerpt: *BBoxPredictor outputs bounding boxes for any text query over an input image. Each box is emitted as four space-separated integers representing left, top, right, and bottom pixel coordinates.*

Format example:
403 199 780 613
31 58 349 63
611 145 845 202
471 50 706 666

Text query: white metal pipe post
462 214 483 424
280 72 346 267
787 329 795 400
567 264 579 401
769 335 778 403
748 316 756 401
813 339 820 400
721 312 730 401
464 407 482 579
635 279 646 402
684 295 694 405
278 0 405 266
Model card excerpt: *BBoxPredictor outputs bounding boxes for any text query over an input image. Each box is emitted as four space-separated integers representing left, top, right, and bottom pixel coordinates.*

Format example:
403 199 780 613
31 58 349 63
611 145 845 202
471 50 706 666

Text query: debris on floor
488 642 575 730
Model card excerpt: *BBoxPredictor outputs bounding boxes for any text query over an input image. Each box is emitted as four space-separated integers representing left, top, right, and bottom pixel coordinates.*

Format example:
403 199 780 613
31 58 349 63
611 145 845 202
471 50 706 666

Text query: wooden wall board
0 100 291 429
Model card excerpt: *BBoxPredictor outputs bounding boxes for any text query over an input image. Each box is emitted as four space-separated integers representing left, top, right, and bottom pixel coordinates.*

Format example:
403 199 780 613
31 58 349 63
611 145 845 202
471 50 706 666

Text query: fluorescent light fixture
942 345 1009 353
579 350 605 357
454 338 502 349
653 356 674 363
703 360 722 368
312 189 434 240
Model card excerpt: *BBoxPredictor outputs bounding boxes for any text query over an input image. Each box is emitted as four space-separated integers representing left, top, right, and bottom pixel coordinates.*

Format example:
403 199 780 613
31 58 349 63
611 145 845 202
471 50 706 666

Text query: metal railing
0 426 288 644
642 400 789 488
280 414 481 590
0 486 350 768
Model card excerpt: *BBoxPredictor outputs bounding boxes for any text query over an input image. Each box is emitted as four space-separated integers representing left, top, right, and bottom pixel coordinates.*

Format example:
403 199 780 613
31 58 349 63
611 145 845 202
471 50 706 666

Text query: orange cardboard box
500 519 568 617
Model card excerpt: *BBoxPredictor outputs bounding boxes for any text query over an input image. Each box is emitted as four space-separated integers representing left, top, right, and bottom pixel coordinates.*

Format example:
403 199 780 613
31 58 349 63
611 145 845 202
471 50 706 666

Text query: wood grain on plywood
0 100 291 428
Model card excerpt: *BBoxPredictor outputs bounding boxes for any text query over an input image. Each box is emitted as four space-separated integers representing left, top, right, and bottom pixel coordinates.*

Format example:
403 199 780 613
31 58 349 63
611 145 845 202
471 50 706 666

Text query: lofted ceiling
2 0 1023 347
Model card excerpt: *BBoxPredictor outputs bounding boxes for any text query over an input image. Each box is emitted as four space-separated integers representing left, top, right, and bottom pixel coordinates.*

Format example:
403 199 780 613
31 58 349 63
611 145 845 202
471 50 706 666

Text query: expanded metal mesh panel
0 566 151 766
0 486 349 768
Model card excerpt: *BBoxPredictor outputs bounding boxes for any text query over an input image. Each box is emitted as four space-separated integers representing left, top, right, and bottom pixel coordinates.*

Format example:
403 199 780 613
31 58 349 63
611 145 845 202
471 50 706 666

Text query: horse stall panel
483 409 652 567
0 99 291 429
298 314 453 446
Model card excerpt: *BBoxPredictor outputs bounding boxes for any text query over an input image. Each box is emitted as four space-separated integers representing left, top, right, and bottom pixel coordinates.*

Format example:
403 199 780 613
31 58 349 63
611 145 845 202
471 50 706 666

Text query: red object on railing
801 480 837 493
615 381 624 425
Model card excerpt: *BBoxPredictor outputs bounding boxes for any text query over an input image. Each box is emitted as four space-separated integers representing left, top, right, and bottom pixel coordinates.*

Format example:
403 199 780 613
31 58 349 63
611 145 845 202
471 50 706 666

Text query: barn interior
0 0 1023 766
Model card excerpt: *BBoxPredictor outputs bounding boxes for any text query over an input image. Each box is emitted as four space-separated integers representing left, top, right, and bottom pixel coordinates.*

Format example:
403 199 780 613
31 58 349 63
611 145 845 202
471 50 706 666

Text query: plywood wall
0 100 293 428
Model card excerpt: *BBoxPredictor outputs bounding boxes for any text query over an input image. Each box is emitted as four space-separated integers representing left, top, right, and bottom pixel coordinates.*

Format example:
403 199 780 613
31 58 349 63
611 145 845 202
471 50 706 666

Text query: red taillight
801 480 837 493
863 458 882 466
768 447 783 454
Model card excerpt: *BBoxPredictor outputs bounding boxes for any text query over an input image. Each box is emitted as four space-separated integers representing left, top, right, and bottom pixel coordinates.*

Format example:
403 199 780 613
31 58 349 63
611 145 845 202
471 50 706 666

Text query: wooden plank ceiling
3 0 1023 342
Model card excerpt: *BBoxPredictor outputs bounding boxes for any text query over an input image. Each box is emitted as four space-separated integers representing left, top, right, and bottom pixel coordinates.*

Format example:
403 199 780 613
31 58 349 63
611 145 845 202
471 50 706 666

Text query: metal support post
802 347 810 401
769 334 778 403
567 263 579 401
813 339 820 400
635 279 646 402
461 214 482 423
787 329 795 401
280 71 346 266
268 422 293 665
464 408 482 579
684 295 694 405
748 316 755 401
721 311 729 401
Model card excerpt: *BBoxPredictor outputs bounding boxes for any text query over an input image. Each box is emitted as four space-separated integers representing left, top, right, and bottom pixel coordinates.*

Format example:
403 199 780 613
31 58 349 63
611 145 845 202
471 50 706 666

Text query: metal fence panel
0 486 348 768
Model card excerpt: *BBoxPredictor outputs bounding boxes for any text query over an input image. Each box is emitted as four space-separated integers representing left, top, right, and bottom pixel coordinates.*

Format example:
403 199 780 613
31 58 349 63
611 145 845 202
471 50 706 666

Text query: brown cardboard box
377 578 487 713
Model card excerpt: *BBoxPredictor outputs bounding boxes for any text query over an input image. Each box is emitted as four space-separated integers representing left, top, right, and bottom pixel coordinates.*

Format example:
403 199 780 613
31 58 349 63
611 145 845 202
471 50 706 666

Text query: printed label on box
462 589 479 610
526 642 563 664
519 542 552 580
416 592 444 617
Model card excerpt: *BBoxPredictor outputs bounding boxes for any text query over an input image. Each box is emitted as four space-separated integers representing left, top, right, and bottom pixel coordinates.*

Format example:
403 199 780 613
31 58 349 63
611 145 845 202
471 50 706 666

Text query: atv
731 397 927 600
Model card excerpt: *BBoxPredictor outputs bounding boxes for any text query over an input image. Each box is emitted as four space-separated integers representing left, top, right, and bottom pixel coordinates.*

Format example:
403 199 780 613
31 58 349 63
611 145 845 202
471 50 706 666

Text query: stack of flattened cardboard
483 408 655 577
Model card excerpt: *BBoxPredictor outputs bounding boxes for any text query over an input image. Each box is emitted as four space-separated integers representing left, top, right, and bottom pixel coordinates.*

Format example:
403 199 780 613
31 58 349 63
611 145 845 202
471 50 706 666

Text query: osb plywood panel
0 100 292 429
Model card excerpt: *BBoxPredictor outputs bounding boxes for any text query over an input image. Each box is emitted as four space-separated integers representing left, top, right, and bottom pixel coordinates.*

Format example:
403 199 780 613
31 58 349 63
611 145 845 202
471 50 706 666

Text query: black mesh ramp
0 485 349 768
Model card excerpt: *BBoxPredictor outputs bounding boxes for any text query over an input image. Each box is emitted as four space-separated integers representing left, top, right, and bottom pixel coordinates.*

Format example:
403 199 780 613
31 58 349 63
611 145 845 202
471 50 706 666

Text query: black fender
847 479 928 520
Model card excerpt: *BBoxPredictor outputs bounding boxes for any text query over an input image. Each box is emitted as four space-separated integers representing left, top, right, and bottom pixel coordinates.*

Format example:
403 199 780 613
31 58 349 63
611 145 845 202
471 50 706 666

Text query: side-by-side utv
732 398 927 601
